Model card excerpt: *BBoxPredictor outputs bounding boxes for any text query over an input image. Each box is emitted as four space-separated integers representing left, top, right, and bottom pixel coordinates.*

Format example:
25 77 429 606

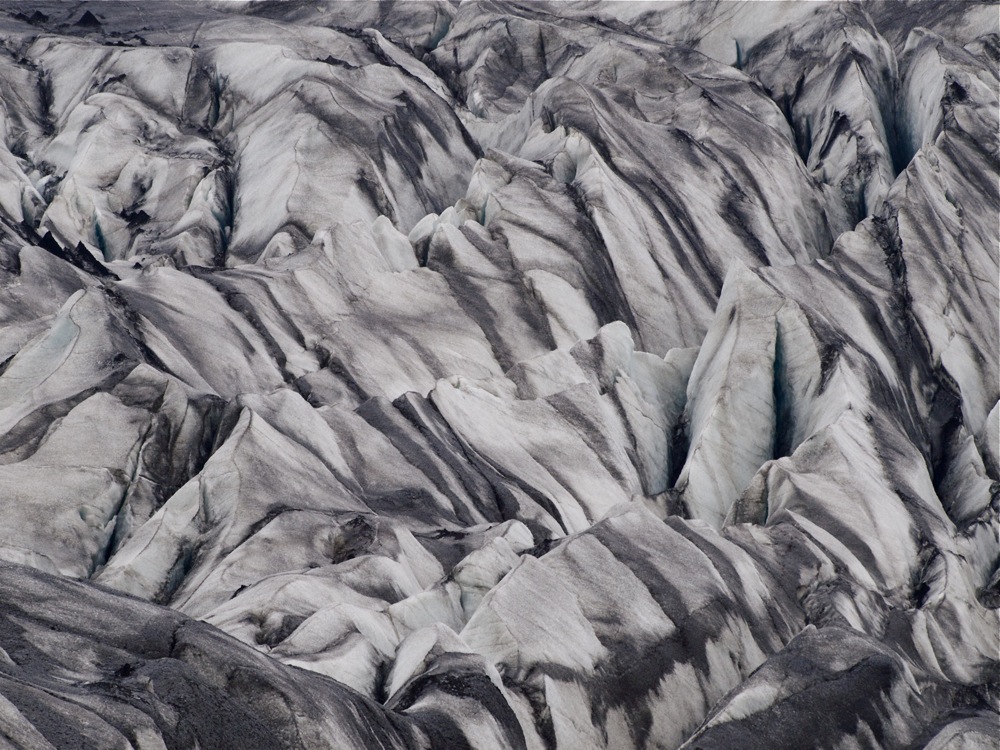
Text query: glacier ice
0 1 995 749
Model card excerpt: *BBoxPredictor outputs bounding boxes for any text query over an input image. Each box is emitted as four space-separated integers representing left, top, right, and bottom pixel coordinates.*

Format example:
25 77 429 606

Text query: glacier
0 1 996 748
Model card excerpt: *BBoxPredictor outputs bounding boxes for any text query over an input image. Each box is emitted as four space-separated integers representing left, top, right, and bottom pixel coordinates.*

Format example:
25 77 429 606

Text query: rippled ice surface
0 2 996 748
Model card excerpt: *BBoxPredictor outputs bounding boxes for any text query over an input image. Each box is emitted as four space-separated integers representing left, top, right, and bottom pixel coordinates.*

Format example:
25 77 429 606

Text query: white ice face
0 2 995 749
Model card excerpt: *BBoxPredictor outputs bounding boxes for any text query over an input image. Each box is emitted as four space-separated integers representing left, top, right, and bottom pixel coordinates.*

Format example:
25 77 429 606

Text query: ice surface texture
0 1 996 748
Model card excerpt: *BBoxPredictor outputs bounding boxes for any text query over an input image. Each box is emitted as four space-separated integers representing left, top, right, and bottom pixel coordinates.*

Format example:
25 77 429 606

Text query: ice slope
0 1 996 749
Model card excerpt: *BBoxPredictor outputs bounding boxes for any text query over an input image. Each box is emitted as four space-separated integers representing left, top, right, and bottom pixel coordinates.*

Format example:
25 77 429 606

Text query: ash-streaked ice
0 1 996 748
